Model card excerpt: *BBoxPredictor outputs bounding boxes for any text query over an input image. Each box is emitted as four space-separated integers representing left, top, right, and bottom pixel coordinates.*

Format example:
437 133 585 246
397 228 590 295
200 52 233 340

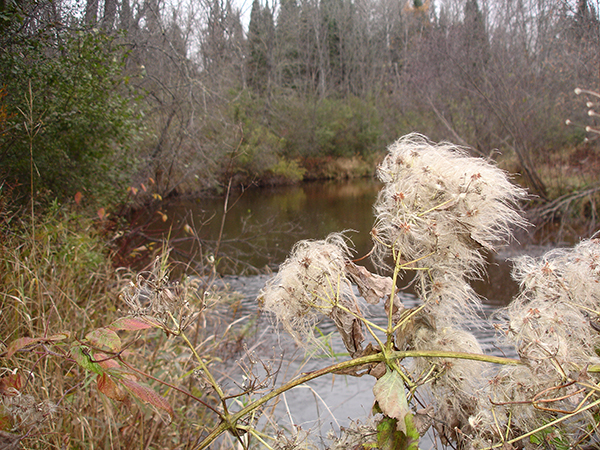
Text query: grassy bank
0 204 249 448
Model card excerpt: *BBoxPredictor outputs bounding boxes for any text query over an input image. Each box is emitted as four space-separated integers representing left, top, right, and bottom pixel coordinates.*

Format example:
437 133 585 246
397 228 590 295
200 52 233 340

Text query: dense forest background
1 0 599 209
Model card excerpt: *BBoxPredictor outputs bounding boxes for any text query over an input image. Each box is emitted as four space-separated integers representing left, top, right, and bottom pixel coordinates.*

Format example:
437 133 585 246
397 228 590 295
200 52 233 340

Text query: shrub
0 27 143 207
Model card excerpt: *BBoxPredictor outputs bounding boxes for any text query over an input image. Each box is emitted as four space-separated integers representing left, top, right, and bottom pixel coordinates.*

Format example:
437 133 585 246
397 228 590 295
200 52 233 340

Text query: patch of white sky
62 0 599 40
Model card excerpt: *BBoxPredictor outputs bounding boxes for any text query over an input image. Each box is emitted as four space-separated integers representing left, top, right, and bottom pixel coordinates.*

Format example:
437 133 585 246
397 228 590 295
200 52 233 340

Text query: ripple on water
214 274 517 448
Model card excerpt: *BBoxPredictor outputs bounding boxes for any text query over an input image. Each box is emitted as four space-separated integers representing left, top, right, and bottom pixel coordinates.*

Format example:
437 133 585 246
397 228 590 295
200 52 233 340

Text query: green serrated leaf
70 344 104 375
377 415 420 450
404 413 420 450
377 416 404 450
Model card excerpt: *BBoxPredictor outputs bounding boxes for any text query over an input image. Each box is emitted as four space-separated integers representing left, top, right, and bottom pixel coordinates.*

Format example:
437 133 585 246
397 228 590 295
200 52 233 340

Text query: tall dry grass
0 202 243 449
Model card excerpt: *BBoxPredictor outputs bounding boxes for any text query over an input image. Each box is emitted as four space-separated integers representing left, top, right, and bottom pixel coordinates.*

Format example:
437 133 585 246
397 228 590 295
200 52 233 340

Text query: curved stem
179 330 230 415
193 350 521 449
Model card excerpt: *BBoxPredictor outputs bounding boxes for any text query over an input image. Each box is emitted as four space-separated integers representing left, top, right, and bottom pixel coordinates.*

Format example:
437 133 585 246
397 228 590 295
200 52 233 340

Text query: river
132 179 548 447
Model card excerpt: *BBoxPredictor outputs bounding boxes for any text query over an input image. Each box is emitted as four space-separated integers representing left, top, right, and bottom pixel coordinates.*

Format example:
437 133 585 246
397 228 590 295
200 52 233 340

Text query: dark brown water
140 178 521 304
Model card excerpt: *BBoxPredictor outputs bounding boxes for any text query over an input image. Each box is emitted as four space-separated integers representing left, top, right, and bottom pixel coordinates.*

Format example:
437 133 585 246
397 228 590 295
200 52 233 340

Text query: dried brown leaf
346 262 395 305
373 369 410 433
330 306 364 357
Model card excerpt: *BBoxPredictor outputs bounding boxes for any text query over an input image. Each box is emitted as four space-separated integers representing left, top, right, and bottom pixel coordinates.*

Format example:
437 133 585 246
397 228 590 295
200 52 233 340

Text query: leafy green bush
0 27 143 207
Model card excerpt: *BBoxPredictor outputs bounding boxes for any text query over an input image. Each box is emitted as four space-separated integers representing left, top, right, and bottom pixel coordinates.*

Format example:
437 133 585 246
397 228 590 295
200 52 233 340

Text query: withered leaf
330 306 364 357
2 333 70 358
373 369 411 433
0 373 25 397
97 373 128 401
346 262 395 305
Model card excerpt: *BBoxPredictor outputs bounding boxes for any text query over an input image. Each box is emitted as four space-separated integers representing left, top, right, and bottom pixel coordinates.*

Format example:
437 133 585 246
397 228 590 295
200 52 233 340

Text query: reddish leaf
4 337 41 358
109 317 155 331
93 352 121 370
97 373 127 401
74 191 83 205
85 328 121 353
0 409 13 431
0 373 25 397
97 207 107 220
3 332 70 358
121 378 174 421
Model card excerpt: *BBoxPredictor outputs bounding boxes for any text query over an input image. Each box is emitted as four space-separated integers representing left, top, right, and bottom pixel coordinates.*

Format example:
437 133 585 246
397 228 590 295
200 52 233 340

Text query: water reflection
143 178 519 305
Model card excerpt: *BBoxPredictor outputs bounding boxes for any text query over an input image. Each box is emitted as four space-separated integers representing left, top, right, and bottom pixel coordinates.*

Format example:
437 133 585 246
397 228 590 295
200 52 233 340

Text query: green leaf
373 368 410 433
377 416 404 450
85 327 121 353
376 415 420 450
70 344 104 375
404 413 421 450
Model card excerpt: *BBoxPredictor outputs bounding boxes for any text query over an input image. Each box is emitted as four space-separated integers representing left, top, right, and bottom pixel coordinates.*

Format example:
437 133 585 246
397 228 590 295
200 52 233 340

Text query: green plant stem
179 330 230 415
484 396 600 450
193 350 521 449
386 249 404 348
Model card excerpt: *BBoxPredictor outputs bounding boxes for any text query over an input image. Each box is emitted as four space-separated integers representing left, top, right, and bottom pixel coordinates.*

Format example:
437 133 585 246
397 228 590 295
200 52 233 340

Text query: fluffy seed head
373 133 527 279
498 238 600 372
484 238 600 442
258 233 357 347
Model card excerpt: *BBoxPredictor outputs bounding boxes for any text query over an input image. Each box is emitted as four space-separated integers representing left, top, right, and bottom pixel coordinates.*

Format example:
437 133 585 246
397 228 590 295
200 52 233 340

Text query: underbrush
0 204 246 448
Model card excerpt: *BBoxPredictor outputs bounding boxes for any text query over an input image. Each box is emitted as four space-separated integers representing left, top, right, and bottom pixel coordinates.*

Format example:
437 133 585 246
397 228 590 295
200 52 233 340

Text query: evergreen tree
275 0 302 88
247 0 275 92
462 0 489 70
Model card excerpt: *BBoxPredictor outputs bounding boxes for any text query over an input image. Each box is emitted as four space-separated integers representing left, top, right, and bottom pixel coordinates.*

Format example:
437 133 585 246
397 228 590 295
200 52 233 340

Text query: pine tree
247 0 274 92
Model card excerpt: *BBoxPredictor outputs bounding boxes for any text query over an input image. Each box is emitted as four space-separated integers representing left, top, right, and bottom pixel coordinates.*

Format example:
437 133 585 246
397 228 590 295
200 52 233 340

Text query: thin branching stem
484 397 600 450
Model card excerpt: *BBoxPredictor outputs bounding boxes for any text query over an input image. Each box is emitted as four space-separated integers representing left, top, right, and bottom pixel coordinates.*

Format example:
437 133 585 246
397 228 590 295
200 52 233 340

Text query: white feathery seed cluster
374 134 527 273
412 325 485 443
258 233 360 349
502 238 600 372
470 238 600 444
256 134 600 448
374 134 527 327
371 135 531 444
